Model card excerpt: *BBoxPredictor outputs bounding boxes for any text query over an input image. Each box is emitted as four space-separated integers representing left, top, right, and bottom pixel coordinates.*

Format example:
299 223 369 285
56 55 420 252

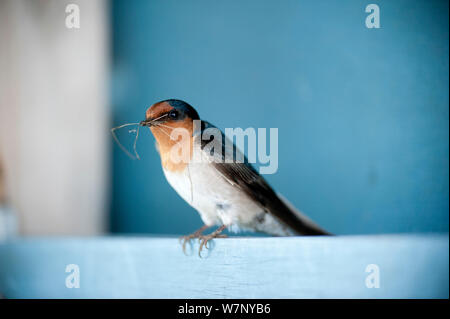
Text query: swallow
140 99 331 254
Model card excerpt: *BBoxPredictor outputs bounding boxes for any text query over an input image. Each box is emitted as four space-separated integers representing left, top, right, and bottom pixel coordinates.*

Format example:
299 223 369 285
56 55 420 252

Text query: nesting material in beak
140 120 152 127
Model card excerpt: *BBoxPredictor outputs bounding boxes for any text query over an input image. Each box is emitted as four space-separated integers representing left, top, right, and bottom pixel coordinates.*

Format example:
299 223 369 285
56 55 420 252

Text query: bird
140 99 331 254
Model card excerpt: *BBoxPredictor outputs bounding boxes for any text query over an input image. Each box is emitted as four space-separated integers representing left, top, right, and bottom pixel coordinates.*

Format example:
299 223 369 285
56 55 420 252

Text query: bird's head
141 99 200 169
141 99 199 128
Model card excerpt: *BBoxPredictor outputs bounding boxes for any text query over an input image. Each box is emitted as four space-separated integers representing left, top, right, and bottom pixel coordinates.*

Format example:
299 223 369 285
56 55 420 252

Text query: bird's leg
179 225 210 253
198 225 228 255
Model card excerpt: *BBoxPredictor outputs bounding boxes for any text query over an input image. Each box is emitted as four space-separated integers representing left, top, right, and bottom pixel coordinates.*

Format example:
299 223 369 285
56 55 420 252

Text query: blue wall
110 0 449 235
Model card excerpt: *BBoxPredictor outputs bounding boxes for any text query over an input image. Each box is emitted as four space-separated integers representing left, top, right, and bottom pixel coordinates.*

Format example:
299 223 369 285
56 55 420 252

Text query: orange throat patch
149 121 194 172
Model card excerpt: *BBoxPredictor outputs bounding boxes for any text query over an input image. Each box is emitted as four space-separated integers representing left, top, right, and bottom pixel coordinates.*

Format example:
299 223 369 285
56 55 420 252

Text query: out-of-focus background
0 0 109 237
0 0 448 238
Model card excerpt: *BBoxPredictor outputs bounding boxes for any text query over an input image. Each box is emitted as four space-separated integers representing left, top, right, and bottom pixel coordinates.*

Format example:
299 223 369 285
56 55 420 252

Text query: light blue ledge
0 234 448 298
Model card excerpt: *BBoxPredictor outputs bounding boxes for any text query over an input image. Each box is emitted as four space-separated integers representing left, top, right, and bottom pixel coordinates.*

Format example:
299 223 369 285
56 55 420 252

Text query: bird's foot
179 225 210 254
198 225 228 256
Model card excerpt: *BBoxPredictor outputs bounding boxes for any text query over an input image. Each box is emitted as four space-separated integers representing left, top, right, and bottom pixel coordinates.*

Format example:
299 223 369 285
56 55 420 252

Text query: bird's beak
140 119 153 127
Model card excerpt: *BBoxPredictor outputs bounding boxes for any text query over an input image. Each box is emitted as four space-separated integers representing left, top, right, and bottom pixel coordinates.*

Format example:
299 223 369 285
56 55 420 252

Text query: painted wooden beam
0 234 448 298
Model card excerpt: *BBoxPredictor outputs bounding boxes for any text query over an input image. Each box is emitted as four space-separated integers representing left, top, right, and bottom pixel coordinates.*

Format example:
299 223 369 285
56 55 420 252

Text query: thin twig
111 122 141 160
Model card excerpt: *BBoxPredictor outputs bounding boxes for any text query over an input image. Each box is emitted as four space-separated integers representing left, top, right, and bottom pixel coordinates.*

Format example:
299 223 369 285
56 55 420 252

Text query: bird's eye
168 110 178 119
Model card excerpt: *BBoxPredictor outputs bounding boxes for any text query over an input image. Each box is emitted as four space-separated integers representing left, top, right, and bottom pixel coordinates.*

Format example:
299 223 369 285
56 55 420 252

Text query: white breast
163 161 237 227
163 162 292 236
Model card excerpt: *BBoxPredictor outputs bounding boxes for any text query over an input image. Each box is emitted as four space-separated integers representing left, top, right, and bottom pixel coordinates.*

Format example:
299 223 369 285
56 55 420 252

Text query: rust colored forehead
145 102 174 120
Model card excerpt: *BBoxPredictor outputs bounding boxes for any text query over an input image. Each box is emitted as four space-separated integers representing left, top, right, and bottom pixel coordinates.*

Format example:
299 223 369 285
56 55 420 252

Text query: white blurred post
0 0 109 235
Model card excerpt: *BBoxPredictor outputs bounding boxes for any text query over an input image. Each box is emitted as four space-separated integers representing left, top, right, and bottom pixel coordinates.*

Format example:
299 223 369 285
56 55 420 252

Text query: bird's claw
198 233 228 256
179 233 201 254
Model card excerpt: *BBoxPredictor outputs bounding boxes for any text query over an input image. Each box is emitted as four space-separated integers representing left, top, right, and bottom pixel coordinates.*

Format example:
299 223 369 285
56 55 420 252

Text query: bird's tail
277 193 333 236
